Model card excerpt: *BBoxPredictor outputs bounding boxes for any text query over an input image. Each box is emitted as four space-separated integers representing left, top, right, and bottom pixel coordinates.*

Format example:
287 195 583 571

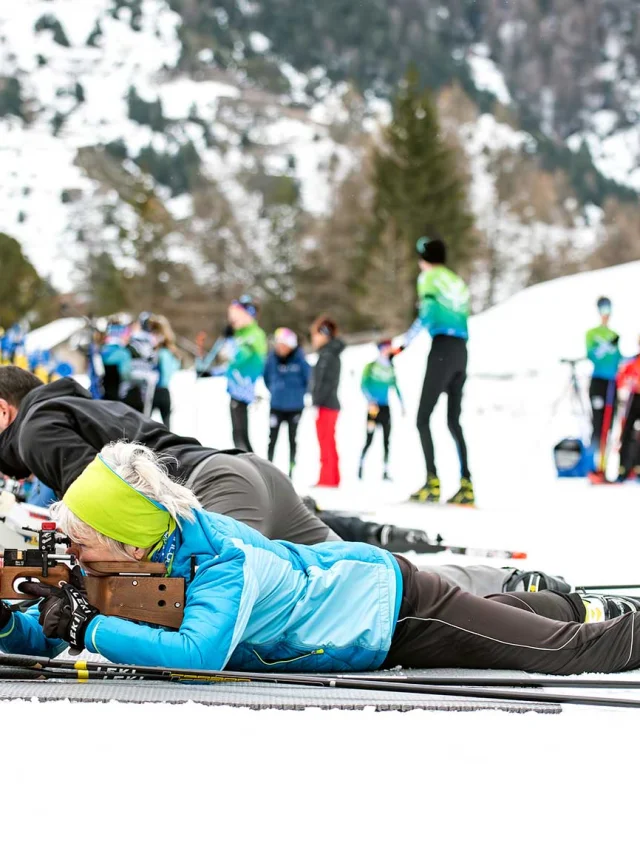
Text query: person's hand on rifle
19 581 99 653
0 599 12 630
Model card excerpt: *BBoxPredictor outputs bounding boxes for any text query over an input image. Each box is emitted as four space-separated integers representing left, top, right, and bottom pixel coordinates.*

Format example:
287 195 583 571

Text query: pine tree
371 68 476 307
0 234 55 327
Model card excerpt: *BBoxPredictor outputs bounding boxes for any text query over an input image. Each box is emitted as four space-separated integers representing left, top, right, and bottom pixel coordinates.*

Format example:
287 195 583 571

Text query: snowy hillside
0 0 627 310
0 0 358 291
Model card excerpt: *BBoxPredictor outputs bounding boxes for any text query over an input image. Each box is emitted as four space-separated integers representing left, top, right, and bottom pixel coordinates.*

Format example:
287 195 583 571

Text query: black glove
19 581 99 652
0 600 12 630
223 324 234 339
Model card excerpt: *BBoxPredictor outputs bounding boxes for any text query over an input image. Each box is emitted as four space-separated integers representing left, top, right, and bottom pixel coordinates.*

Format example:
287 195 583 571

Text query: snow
4 263 640 846
24 317 86 353
4 700 639 853
467 44 512 105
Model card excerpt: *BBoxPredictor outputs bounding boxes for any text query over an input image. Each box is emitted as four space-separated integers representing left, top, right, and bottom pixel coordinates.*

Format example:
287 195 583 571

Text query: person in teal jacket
359 339 404 481
395 237 473 506
5 441 640 677
212 295 268 452
586 296 622 478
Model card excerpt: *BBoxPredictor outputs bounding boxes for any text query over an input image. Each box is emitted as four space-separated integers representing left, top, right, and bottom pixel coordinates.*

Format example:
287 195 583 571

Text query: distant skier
100 316 132 403
394 237 473 505
149 315 181 429
359 339 404 481
263 327 310 478
123 312 159 417
213 295 268 452
310 315 345 487
616 342 640 482
586 296 622 482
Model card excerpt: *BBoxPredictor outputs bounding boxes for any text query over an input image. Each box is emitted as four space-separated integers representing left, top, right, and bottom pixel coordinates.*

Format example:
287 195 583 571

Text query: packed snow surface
3 262 640 851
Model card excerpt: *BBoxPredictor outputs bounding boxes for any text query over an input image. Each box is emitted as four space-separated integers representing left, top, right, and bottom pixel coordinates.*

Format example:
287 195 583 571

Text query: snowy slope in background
0 0 356 289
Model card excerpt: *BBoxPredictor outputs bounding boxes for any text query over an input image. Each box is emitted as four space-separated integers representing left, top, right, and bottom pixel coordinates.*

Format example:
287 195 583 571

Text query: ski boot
358 458 364 480
379 525 440 554
382 466 391 482
446 477 475 507
502 569 571 594
580 594 640 624
409 474 440 503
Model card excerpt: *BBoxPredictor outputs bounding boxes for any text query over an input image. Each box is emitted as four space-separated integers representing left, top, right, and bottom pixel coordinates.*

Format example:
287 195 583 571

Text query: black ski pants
230 399 253 452
417 336 470 479
619 393 640 476
268 409 302 470
589 377 617 450
385 558 640 675
361 405 391 463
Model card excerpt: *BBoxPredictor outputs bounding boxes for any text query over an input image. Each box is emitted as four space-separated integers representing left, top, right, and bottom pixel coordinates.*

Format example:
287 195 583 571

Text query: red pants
316 407 340 486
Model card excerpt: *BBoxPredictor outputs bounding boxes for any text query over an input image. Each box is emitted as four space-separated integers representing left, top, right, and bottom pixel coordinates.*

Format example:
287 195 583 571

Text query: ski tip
510 552 528 560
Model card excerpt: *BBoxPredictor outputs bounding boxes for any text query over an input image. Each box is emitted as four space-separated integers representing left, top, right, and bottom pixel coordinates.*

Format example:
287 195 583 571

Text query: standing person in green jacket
586 296 622 481
395 237 474 506
213 295 268 452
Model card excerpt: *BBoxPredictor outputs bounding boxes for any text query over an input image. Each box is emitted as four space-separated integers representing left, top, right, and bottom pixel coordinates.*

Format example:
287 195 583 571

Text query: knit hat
274 327 298 349
416 236 447 265
377 338 392 350
231 294 258 318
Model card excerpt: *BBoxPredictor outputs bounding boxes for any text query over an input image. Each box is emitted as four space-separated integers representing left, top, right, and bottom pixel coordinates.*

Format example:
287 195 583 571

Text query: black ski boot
580 594 640 623
378 525 440 554
502 569 571 594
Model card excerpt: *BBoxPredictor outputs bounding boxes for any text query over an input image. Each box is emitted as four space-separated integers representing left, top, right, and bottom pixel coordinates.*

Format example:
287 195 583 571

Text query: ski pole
444 546 527 560
1 654 640 709
577 584 640 592
1 653 638 692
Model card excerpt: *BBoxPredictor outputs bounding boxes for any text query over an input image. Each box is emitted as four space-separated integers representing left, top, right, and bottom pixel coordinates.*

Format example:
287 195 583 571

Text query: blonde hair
50 442 200 559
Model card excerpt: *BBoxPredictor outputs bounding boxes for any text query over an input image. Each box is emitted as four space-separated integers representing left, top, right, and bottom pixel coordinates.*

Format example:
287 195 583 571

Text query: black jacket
0 379 217 496
310 338 345 410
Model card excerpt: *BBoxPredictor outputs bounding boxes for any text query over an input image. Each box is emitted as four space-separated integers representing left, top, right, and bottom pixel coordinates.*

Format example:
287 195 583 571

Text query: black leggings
268 409 302 469
385 558 640 675
361 405 391 463
417 336 469 479
153 387 172 428
230 399 253 452
589 377 617 451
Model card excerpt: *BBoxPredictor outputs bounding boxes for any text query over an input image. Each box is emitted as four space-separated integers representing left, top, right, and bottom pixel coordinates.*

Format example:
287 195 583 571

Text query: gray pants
186 453 338 544
430 565 511 597
186 453 508 594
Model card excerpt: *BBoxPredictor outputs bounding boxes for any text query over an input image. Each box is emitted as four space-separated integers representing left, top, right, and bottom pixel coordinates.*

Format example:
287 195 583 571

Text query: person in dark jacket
310 315 345 487
263 327 310 477
0 366 332 545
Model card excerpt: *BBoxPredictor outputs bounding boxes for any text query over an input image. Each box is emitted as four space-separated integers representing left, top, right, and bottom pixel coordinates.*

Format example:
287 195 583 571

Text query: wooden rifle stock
0 552 184 630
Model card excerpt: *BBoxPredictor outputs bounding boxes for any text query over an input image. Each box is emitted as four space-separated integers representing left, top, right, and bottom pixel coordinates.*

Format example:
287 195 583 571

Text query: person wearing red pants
310 315 345 487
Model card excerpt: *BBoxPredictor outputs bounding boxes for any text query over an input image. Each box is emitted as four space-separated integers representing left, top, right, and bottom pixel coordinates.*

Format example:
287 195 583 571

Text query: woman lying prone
1 441 639 677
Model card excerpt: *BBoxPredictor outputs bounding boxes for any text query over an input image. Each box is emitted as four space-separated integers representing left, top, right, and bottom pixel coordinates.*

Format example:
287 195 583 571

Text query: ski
0 652 637 709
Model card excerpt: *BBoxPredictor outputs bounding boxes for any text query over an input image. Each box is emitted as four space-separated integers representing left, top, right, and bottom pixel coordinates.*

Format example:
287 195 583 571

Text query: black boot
378 525 440 554
502 569 571 594
581 594 640 623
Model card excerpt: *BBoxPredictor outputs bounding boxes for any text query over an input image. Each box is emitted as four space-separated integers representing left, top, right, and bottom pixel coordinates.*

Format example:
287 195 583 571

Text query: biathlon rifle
0 522 185 629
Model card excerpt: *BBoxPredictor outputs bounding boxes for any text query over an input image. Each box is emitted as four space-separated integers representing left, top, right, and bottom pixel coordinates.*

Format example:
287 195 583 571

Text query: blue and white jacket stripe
0 510 403 673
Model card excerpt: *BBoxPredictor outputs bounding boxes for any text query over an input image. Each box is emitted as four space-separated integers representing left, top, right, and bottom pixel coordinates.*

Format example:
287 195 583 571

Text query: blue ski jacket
0 510 403 673
263 347 311 412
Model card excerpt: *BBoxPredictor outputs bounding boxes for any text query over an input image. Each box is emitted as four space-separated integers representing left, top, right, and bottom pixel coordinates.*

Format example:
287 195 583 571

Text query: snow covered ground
3 262 640 852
